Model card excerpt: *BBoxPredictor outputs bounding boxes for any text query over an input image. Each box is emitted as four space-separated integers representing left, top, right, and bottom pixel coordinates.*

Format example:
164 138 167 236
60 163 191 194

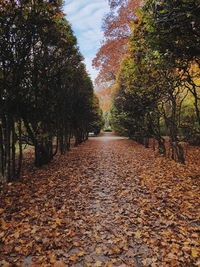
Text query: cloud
64 0 109 82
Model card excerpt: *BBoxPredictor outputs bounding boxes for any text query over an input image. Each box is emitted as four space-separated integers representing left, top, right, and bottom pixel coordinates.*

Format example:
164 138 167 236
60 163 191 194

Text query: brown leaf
53 261 66 267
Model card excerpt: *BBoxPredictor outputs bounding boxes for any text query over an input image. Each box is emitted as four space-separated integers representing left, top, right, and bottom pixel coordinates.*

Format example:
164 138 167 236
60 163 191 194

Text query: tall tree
111 2 199 163
93 0 141 84
0 0 103 182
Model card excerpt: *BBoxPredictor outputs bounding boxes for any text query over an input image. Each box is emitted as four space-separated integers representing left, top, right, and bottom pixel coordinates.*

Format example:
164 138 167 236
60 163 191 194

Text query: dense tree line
96 0 200 164
0 0 103 183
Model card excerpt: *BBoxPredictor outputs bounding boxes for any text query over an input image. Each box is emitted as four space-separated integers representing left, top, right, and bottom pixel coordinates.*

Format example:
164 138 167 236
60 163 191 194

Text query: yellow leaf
0 260 10 267
95 247 102 254
192 247 199 258
69 255 78 262
108 247 121 255
113 247 121 254
141 180 145 186
134 231 142 239
94 261 102 267
77 251 85 257
56 218 62 225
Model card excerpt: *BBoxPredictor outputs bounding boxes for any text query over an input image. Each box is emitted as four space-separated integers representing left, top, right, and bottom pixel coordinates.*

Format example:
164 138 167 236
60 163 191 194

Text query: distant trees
92 0 141 125
0 0 103 183
93 0 142 84
96 0 200 164
88 94 104 135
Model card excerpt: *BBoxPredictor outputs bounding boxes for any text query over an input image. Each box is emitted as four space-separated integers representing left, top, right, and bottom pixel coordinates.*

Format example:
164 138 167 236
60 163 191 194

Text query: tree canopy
94 0 200 164
0 0 103 182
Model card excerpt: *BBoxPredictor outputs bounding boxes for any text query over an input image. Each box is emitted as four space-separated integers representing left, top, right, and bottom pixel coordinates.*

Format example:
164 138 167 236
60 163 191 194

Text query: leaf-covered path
0 133 199 266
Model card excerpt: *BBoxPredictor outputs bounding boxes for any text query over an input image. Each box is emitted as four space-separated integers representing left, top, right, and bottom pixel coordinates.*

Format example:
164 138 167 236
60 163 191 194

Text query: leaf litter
0 134 199 266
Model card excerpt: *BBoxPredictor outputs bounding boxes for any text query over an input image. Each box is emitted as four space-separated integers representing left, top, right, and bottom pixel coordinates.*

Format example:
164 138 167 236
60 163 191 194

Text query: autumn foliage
0 1 200 266
0 134 199 266
93 0 200 163
93 0 142 84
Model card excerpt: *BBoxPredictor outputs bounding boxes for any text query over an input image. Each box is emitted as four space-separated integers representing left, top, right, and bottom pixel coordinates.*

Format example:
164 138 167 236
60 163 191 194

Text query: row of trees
95 0 200 164
0 0 103 183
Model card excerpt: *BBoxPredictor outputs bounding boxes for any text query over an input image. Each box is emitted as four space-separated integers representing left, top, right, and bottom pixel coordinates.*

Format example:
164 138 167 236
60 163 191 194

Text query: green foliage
88 94 104 135
143 0 200 63
104 129 112 132
111 0 200 162
0 0 102 181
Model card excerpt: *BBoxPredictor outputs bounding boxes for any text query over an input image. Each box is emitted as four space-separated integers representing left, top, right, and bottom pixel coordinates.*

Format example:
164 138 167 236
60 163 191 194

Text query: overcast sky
64 0 109 82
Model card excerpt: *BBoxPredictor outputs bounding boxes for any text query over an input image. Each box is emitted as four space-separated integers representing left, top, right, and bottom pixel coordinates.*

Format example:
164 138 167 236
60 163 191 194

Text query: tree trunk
5 116 11 182
144 137 149 148
16 120 23 179
35 137 53 167
158 137 166 156
11 119 16 181
0 121 4 182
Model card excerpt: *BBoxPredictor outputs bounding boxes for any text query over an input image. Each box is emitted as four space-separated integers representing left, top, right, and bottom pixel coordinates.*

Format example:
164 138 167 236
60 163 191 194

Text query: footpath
0 133 199 266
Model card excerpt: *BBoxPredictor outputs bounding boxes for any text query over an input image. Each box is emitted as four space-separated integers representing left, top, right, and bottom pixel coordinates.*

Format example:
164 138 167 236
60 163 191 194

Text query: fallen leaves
95 247 102 254
94 261 103 267
77 250 85 257
0 260 10 267
0 133 199 266
53 261 66 267
0 208 4 214
69 254 79 261
134 231 142 239
192 247 199 258
0 218 8 230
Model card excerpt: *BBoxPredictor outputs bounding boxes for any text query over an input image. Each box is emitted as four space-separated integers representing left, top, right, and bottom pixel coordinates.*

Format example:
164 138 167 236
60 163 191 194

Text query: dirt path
0 133 199 266
67 134 151 266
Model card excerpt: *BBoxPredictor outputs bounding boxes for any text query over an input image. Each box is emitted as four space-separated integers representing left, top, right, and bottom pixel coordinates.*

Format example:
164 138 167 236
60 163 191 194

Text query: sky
63 0 110 82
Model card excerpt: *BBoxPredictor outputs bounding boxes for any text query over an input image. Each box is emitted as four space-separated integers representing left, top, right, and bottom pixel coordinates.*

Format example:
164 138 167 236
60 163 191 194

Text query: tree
143 0 200 132
0 0 37 181
143 0 200 63
93 0 141 84
0 0 102 182
110 4 197 163
88 94 104 135
143 0 200 146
